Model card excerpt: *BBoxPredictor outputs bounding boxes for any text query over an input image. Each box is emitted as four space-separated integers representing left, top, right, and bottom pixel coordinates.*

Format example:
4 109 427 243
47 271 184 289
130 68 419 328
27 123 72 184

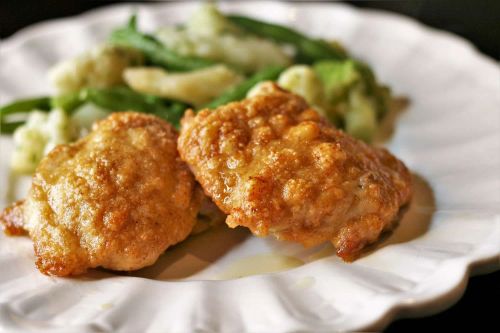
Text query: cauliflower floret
10 126 46 174
156 5 291 73
156 29 291 74
248 66 339 125
11 109 76 174
124 65 243 107
246 80 274 98
186 3 242 36
277 65 326 108
250 66 329 118
70 103 110 137
49 44 144 93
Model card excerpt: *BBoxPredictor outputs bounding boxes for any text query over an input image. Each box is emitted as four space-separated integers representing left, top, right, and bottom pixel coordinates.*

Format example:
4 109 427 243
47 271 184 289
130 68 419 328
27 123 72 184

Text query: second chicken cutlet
178 83 412 261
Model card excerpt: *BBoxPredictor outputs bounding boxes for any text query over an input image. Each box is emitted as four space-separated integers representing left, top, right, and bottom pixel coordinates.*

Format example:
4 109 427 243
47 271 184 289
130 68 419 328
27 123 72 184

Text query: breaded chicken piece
0 200 27 236
178 83 412 261
17 112 201 276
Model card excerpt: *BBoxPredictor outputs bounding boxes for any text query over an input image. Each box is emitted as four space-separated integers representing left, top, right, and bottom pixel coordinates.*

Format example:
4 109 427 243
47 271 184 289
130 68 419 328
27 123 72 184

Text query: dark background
1 1 499 331
1 0 499 60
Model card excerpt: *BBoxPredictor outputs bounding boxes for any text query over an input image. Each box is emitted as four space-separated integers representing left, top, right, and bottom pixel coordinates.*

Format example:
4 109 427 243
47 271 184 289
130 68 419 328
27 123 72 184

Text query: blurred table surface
0 0 498 332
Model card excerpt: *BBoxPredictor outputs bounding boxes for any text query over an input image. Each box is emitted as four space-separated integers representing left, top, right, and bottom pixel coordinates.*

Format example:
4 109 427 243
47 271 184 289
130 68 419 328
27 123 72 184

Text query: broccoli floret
313 59 392 141
277 65 325 107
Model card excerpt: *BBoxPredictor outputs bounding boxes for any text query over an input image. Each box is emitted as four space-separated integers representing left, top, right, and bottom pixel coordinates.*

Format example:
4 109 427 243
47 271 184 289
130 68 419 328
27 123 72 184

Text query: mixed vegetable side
0 4 393 174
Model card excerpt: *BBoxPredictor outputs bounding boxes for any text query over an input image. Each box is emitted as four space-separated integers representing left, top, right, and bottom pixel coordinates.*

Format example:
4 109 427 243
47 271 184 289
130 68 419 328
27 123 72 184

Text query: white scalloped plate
0 2 499 332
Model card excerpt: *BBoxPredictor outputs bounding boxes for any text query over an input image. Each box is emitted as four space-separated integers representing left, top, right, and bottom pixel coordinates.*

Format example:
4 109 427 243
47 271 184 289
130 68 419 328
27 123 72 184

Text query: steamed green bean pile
1 87 187 134
110 15 215 72
1 3 394 174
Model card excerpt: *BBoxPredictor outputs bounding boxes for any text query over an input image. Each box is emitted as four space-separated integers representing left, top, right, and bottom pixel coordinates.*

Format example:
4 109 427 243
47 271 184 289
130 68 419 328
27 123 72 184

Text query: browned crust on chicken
0 200 27 236
24 112 201 276
178 83 412 261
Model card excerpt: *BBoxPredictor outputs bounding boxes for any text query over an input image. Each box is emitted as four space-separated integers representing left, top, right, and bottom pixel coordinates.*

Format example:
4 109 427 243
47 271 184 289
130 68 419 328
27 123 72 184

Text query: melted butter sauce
307 244 336 261
219 253 304 279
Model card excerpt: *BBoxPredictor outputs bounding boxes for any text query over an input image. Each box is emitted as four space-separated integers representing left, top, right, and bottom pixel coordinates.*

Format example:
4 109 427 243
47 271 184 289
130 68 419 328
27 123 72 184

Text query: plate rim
0 1 499 332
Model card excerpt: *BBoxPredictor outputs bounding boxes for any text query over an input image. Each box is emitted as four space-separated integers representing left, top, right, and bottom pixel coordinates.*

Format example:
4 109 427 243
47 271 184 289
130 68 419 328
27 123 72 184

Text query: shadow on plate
77 226 251 281
374 96 410 143
357 172 436 258
121 225 250 280
78 173 435 281
261 172 436 262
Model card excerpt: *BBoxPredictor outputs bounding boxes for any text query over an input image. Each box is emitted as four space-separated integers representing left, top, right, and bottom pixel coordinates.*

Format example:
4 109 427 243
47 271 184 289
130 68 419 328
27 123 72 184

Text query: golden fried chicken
13 112 200 276
0 200 27 236
178 83 412 261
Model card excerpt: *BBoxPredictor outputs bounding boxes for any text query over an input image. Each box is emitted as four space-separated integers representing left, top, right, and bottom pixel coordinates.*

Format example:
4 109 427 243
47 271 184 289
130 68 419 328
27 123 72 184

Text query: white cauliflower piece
11 109 76 174
186 3 242 36
277 65 325 107
124 65 243 107
157 29 291 73
247 66 332 119
246 80 275 98
70 103 110 137
49 44 144 93
156 4 291 73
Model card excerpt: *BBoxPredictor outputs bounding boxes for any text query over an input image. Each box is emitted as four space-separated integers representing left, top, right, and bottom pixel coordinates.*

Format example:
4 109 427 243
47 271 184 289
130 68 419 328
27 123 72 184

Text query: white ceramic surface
0 2 499 332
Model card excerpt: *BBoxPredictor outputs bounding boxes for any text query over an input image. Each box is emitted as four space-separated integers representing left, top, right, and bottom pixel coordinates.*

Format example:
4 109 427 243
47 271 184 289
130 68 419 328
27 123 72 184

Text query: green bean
0 121 24 134
0 97 51 135
153 102 187 126
204 66 285 109
1 87 188 130
81 87 188 127
53 86 189 127
227 15 346 63
0 96 51 118
51 91 84 112
109 15 214 72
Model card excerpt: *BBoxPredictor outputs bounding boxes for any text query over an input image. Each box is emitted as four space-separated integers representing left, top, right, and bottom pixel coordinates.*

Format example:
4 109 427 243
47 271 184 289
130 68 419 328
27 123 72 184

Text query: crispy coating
23 112 201 276
0 200 27 236
178 83 412 261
